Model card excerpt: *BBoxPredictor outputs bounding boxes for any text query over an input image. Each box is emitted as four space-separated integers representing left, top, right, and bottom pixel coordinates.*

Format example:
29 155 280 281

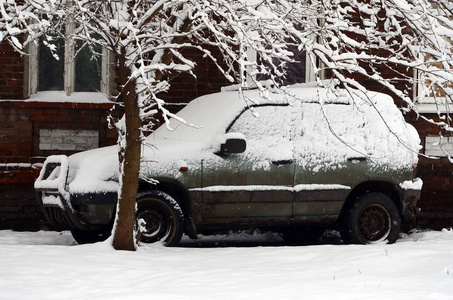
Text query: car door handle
272 159 293 166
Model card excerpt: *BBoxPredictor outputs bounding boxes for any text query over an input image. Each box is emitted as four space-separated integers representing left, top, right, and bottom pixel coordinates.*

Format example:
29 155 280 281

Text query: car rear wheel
342 192 400 244
279 225 326 245
136 191 184 247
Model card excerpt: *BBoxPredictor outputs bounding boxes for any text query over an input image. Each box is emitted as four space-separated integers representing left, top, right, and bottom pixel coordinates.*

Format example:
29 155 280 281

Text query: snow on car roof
151 82 352 143
151 89 281 143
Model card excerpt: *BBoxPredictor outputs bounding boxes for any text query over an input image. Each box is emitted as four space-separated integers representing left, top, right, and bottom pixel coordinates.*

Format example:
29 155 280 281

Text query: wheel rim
357 203 391 243
136 206 174 243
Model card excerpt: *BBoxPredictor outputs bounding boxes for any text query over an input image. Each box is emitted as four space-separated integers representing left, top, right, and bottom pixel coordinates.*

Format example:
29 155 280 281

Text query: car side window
227 105 295 161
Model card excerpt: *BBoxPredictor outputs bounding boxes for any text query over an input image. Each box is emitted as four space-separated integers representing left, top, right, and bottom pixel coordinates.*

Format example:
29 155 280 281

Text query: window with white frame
252 48 318 86
25 18 115 97
415 2 453 108
425 135 453 157
37 37 65 91
415 53 453 107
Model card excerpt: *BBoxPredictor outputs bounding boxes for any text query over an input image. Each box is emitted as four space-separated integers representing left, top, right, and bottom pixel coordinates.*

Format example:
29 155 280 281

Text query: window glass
37 38 102 92
257 45 307 85
283 47 306 85
417 3 453 104
38 38 64 91
228 105 295 161
229 105 293 139
75 42 102 92
420 53 453 103
425 136 453 157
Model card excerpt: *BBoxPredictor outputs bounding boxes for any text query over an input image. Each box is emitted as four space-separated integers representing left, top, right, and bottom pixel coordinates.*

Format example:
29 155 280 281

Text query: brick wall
0 100 119 230
406 112 453 230
415 156 453 230
0 41 25 100
160 47 232 104
0 163 42 230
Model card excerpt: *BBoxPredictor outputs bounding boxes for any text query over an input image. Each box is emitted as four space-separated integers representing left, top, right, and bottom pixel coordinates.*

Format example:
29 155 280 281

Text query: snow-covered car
35 83 422 246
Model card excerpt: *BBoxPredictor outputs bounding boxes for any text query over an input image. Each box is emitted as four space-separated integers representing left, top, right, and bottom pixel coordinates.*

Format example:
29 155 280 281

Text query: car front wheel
342 192 401 244
136 191 184 247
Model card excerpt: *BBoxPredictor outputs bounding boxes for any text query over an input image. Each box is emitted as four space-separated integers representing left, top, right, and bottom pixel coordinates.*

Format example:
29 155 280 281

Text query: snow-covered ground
1 229 452 299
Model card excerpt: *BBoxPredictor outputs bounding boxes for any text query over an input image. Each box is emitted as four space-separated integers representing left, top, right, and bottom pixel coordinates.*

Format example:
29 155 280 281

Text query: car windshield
150 91 258 143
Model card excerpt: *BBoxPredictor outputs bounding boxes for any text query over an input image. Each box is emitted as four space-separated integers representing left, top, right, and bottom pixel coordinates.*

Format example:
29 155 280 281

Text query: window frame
246 48 319 86
24 17 114 98
415 2 453 112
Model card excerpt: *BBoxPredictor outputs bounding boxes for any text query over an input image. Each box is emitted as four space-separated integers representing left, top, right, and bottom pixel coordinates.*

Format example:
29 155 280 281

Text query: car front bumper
398 178 423 231
35 155 116 230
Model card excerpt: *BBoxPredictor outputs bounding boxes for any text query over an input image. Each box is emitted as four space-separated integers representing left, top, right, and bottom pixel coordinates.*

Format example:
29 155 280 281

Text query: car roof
151 83 354 142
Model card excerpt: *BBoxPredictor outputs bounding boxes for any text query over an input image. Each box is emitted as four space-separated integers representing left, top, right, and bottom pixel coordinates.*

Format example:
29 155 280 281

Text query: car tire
342 192 401 244
70 226 112 244
136 190 184 247
279 225 326 245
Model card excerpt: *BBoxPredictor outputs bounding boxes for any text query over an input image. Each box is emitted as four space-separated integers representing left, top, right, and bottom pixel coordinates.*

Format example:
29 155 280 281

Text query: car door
292 102 370 222
198 104 296 226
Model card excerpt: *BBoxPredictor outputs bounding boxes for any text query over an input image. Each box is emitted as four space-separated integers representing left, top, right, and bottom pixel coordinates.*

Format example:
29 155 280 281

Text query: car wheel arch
339 180 402 224
137 179 197 239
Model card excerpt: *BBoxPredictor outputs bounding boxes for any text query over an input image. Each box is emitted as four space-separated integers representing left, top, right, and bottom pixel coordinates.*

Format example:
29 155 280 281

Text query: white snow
190 184 351 192
41 194 64 209
400 178 424 190
34 155 68 191
0 163 32 168
0 91 114 104
34 155 72 204
0 229 452 299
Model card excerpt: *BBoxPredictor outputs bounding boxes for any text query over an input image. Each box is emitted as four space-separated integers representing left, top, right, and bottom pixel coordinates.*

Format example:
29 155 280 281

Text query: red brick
7 79 23 86
0 149 13 157
2 113 29 122
432 162 453 171
418 211 444 219
15 171 38 178
420 191 448 204
30 108 43 115
0 144 21 152
0 128 27 136
0 177 19 184
0 72 13 79
1 65 23 73
30 115 54 122
42 108 59 115
54 115 76 122
0 136 32 145
12 149 32 157
424 177 449 185
441 184 453 191
19 177 38 185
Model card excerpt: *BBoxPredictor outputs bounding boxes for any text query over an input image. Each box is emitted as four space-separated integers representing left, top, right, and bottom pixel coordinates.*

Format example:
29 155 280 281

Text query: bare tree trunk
112 51 141 251
111 8 191 251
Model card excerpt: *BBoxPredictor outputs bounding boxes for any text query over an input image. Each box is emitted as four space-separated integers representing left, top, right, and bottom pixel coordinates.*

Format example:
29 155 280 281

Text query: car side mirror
218 133 246 155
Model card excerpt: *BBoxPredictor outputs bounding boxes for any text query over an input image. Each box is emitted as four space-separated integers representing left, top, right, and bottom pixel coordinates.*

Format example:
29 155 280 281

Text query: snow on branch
3 0 453 139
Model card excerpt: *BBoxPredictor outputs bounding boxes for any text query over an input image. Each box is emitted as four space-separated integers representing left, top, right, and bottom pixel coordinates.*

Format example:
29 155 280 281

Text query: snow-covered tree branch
290 0 453 130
